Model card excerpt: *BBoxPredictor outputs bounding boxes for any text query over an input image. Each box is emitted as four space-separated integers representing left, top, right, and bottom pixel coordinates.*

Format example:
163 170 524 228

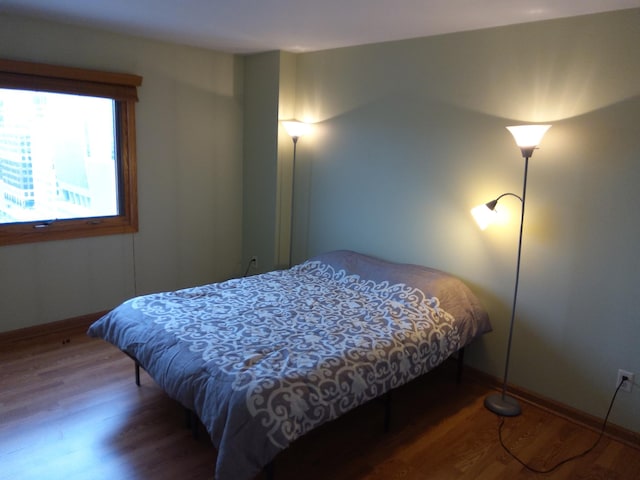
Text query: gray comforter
88 250 491 479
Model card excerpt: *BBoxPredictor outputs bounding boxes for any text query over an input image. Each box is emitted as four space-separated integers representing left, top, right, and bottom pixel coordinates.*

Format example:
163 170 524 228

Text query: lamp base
484 392 521 417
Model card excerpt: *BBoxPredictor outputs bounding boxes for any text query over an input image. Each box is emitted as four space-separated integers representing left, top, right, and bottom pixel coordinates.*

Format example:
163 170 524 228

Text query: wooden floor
1 325 639 480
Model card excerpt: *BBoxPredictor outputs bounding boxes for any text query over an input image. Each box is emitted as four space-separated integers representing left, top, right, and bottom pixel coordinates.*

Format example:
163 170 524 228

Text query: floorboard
1 325 638 479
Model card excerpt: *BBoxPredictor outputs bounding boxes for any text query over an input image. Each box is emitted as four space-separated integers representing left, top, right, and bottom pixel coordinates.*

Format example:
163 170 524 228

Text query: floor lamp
472 124 551 417
282 120 311 267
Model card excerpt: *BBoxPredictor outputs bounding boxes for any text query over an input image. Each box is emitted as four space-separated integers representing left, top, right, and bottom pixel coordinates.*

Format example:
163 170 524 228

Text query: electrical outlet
617 369 634 393
250 256 258 269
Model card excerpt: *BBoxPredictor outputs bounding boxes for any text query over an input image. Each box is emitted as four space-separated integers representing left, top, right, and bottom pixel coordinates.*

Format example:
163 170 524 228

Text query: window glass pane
0 88 118 225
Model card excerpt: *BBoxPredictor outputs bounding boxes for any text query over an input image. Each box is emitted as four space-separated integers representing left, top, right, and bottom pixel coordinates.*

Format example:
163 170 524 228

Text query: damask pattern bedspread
88 250 490 479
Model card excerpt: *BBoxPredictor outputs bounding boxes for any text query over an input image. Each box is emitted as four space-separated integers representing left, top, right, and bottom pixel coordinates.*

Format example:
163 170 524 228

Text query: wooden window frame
0 59 142 246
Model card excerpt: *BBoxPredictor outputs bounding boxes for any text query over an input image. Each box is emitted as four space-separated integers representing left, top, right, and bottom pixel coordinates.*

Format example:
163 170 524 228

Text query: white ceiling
3 0 639 54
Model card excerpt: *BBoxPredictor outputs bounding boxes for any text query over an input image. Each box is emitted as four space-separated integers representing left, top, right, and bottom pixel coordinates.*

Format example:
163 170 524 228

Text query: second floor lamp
282 120 312 267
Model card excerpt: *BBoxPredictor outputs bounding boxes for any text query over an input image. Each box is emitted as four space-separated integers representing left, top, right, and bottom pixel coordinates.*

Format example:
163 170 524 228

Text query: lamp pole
288 135 299 268
281 120 311 268
484 154 529 416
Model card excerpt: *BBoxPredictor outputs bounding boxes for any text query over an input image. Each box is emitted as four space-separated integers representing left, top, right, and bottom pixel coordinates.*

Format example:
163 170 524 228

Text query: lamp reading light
471 194 521 230
471 203 497 231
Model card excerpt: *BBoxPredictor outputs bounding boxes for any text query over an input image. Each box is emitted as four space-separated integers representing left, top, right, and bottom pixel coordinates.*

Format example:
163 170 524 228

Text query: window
0 59 142 245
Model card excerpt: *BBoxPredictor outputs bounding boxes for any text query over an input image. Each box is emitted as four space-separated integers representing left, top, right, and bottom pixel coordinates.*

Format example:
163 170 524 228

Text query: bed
88 250 491 479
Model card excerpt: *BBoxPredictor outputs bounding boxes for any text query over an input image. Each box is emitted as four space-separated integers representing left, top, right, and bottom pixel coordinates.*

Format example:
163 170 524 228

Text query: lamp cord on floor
498 378 625 474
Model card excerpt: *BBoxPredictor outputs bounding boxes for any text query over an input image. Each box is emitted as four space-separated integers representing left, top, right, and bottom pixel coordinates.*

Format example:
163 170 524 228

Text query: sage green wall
242 50 299 272
292 9 640 431
2 7 638 435
242 51 282 273
0 15 244 332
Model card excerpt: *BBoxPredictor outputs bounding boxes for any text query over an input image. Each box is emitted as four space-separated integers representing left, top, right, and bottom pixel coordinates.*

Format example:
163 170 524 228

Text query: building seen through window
0 88 118 225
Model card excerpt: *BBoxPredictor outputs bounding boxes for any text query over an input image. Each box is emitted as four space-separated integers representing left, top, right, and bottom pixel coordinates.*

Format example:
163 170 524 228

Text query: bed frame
126 346 466 478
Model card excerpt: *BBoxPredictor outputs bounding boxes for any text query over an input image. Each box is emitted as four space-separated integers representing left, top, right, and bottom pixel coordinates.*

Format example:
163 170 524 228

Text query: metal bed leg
456 347 465 384
183 407 199 438
124 353 143 387
134 361 141 386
